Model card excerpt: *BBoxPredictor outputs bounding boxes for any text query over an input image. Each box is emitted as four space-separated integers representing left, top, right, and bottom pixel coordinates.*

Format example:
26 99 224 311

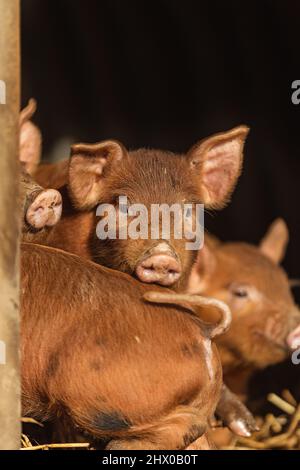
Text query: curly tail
143 292 232 339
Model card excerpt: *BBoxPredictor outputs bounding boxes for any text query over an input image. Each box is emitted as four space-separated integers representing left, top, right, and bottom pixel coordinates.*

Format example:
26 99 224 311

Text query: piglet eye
232 287 248 298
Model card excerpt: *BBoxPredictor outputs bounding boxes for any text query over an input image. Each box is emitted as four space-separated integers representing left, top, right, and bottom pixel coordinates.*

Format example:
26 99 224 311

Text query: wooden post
0 0 21 450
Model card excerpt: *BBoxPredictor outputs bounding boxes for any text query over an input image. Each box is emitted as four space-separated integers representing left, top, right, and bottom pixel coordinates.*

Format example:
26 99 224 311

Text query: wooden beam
0 0 21 450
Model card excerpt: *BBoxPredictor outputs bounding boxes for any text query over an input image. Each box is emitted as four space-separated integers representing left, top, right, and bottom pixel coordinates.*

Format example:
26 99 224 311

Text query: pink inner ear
69 140 127 210
186 245 215 294
69 156 107 209
19 122 41 174
202 139 242 204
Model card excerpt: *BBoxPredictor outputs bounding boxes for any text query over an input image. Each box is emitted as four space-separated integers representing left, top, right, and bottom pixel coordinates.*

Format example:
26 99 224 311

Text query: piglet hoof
228 418 256 438
216 385 259 437
26 189 62 230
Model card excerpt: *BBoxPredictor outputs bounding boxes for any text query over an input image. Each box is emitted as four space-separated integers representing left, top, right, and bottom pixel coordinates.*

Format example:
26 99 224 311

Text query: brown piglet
18 101 62 241
21 243 256 449
187 219 300 399
34 126 249 292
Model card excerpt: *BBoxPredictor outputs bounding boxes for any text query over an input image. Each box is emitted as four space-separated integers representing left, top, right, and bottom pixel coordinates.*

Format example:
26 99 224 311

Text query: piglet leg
216 384 258 437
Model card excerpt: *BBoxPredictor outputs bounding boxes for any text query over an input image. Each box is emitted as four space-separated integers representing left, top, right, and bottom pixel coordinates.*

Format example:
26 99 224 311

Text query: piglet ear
259 218 289 264
68 140 127 210
186 242 217 294
188 126 249 208
19 99 42 175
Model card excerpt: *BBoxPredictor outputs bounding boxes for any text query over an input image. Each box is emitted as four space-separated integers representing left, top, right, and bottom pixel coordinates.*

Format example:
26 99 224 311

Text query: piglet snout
136 253 181 286
286 324 300 350
26 189 62 230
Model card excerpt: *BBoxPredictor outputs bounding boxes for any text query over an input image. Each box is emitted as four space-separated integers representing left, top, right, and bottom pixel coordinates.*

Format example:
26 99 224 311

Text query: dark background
21 0 300 284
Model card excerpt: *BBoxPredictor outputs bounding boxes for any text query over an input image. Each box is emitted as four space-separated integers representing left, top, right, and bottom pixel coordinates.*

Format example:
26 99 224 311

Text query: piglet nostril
286 324 300 350
26 189 62 230
135 254 181 287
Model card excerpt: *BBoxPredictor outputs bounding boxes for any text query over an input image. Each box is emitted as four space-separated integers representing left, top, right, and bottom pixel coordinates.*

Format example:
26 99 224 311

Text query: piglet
34 126 250 292
21 243 256 449
187 219 300 398
18 101 62 241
